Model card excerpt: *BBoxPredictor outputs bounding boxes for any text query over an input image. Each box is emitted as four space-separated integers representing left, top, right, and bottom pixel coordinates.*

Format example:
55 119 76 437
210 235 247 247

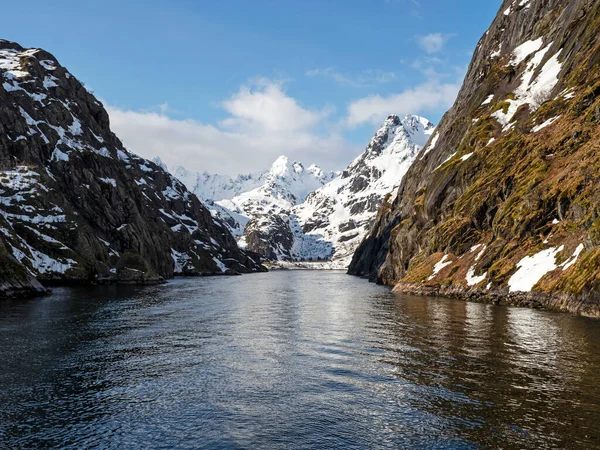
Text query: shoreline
265 261 348 271
391 282 600 318
0 270 267 301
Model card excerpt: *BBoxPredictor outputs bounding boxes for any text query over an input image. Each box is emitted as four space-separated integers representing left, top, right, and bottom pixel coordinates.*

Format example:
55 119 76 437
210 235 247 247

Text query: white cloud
306 68 397 87
343 80 461 128
106 80 358 176
220 78 330 132
342 55 467 128
416 33 455 54
106 62 466 175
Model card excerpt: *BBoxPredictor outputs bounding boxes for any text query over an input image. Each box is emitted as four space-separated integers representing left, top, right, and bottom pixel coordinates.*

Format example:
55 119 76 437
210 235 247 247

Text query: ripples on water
0 271 599 449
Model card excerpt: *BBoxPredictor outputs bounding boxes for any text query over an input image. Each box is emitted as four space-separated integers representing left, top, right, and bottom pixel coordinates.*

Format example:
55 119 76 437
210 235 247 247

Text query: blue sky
2 0 502 174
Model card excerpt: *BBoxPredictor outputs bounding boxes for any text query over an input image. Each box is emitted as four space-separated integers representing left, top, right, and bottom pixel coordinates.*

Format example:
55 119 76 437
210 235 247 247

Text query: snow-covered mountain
240 114 434 267
173 166 268 203
218 156 337 217
291 114 435 267
172 114 434 268
174 156 337 238
175 156 335 208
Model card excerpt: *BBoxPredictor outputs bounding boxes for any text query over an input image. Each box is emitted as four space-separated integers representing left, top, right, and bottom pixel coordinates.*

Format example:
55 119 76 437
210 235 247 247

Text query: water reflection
0 272 599 449
378 294 600 448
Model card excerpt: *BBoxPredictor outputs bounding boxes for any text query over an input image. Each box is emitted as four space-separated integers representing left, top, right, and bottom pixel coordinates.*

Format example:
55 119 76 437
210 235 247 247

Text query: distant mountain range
172 114 435 268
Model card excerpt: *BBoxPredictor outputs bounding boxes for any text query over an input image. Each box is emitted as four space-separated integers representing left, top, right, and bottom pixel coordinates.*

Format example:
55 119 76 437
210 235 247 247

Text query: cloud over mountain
107 80 356 175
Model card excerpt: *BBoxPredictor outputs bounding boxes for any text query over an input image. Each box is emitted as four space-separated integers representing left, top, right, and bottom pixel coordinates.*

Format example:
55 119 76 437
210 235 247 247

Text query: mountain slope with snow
0 39 264 297
177 156 337 238
291 114 435 267
349 0 600 317
173 166 268 203
218 156 337 217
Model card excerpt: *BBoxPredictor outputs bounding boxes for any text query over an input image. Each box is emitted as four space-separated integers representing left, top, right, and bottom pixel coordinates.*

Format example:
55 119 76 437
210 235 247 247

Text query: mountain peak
402 114 434 129
267 156 325 181
269 155 292 177
379 114 433 133
383 114 402 126
0 39 23 52
364 113 435 159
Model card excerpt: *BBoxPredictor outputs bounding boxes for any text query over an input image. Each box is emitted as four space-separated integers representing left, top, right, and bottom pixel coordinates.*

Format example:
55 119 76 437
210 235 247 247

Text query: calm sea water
0 271 599 449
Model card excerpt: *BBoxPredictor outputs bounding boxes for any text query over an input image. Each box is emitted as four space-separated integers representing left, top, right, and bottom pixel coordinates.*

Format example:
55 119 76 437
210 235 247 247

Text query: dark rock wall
0 40 264 296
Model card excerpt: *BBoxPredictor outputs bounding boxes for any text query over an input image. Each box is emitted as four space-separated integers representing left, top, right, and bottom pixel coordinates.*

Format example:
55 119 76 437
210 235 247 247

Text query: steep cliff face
0 40 264 296
350 0 600 316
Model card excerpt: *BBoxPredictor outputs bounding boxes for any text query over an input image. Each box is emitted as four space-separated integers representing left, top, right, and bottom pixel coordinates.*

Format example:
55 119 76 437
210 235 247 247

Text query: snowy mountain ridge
174 156 336 205
172 156 337 238
290 114 435 267
173 166 268 203
217 156 338 217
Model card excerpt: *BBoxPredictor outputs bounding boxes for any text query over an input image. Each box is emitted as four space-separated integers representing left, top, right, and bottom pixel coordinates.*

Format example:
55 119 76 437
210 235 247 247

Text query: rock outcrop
0 39 264 297
350 0 600 316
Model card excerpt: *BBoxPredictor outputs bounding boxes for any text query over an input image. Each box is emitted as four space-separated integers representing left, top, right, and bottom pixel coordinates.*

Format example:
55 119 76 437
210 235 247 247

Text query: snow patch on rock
531 116 560 132
492 42 562 130
508 246 564 292
561 244 584 271
428 254 452 281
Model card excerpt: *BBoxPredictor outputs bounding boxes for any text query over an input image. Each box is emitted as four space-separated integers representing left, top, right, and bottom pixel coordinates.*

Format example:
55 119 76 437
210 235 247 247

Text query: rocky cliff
350 0 600 316
0 40 264 297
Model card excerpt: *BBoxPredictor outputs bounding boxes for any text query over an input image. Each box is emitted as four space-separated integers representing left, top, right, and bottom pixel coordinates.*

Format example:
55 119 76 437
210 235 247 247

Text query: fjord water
1 272 599 449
